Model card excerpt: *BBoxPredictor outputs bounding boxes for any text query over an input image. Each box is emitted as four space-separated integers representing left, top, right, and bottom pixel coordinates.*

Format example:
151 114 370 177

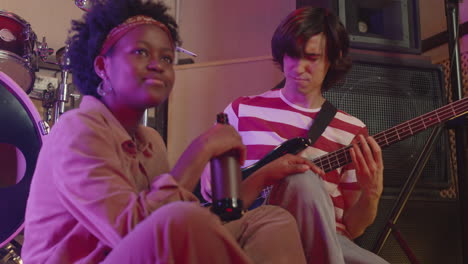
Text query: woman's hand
171 124 246 191
198 124 246 165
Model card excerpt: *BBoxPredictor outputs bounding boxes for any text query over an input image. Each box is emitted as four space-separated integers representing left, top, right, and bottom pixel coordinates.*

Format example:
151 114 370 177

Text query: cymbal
74 0 92 12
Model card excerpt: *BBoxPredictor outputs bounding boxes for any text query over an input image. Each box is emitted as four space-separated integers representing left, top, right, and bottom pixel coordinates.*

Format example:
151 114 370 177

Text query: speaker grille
324 57 450 193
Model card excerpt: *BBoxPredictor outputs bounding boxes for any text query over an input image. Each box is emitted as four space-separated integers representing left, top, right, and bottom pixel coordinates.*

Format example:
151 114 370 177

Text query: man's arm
342 135 384 239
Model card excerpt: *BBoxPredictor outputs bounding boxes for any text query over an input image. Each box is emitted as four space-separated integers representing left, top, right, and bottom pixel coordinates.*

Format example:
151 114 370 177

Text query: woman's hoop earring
97 82 107 97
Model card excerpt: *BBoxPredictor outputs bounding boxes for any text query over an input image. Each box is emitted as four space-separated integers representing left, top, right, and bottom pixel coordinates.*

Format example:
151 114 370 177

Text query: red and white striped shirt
213 89 367 235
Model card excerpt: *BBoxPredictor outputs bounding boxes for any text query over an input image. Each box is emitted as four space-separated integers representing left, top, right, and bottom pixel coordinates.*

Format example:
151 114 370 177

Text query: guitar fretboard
312 97 468 173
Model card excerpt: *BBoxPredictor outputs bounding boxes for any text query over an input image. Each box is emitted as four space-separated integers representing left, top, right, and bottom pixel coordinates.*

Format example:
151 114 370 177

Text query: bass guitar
242 97 468 178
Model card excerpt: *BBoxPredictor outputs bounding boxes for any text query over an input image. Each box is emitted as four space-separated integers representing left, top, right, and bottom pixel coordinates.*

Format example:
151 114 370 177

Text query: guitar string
328 101 467 171
317 100 467 172
313 99 467 173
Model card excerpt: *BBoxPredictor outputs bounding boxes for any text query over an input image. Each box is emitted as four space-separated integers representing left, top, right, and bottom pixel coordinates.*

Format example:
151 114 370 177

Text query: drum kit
0 6 77 264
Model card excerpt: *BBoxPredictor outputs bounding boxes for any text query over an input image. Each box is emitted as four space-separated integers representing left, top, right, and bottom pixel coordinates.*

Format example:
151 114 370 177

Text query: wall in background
176 0 294 63
168 0 294 165
168 57 284 166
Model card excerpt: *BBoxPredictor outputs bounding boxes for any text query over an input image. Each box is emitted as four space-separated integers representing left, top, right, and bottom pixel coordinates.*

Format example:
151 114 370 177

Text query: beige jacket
22 96 197 264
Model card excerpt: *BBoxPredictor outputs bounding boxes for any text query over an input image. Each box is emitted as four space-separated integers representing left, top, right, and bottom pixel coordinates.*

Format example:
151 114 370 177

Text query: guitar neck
313 97 468 173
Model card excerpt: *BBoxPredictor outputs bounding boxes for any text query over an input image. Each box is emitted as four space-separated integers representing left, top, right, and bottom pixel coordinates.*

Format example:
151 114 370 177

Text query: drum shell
0 10 37 94
0 72 44 248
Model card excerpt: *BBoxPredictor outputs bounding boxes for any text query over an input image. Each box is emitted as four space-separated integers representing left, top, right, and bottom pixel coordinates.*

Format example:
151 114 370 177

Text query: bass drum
0 71 47 251
0 10 37 94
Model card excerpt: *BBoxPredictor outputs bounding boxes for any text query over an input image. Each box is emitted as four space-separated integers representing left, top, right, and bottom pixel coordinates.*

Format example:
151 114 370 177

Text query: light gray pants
102 202 307 264
268 171 390 264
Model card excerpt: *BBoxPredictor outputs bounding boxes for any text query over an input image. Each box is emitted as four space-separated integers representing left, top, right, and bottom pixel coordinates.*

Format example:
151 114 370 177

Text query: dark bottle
210 113 244 221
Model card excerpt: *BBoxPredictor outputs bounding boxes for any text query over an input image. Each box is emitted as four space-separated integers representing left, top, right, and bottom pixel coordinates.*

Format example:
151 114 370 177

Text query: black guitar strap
247 100 337 210
307 100 337 146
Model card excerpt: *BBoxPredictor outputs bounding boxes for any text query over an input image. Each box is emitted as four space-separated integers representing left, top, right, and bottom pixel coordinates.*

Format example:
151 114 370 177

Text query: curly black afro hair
67 0 181 97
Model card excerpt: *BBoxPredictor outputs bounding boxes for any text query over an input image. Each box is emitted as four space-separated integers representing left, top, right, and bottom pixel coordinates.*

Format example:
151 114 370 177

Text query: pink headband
99 15 174 56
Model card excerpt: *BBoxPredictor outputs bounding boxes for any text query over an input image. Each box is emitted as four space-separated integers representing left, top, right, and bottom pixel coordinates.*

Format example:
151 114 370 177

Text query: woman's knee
149 201 219 232
256 205 293 218
248 205 298 227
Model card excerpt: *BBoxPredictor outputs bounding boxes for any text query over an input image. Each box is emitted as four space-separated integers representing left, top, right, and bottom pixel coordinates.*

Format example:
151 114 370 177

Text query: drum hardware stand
41 83 56 123
54 45 71 123
372 1 467 263
0 240 22 264
53 67 70 123
33 36 57 127
35 37 54 64
23 22 37 73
